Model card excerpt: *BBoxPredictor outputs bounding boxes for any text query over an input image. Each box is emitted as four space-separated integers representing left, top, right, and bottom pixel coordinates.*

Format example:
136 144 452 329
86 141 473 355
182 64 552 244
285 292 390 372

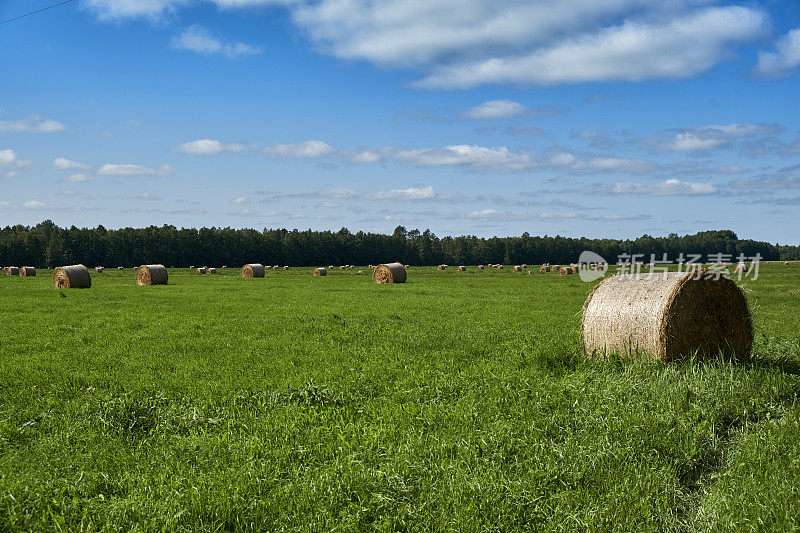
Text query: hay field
0 265 799 530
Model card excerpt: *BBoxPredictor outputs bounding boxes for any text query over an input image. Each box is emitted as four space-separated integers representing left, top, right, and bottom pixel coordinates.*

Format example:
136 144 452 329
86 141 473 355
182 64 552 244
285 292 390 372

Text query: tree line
0 220 795 268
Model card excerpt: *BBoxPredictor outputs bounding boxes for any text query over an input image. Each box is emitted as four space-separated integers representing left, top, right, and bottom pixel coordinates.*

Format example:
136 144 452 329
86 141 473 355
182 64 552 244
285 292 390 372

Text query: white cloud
0 149 30 168
414 7 766 88
83 0 189 20
367 186 435 200
752 27 800 78
21 200 47 210
655 123 782 151
98 163 172 176
548 153 577 166
64 173 93 183
230 196 250 204
0 117 65 133
172 25 262 58
463 99 528 119
395 144 535 173
581 157 655 173
53 157 89 170
175 138 245 155
585 178 717 196
263 140 335 158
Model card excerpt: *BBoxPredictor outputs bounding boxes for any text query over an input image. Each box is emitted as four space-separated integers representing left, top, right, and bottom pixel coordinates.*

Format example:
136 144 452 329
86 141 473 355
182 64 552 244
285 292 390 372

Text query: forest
0 220 797 268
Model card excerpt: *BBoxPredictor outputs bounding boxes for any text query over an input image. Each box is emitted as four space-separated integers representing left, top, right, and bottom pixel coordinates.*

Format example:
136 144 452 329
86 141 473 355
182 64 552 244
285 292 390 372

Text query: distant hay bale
513 265 522 272
222 265 227 269
241 263 265 278
328 265 335 269
5 266 19 276
95 266 104 273
53 264 91 289
349 265 354 269
478 265 484 270
521 264 527 268
189 265 195 269
551 265 560 273
137 264 168 286
457 266 466 271
207 267 217 274
539 265 550 273
283 266 289 270
438 265 446 270
404 264 409 268
196 267 207 274
733 263 748 274
19 266 36 277
273 265 280 270
117 266 124 271
374 262 407 284
581 271 753 362
558 266 573 275
496 265 503 270
314 267 327 276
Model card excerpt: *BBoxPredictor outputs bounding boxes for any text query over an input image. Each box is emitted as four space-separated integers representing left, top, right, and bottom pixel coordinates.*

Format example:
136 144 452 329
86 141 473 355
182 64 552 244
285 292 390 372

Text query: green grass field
1 265 799 531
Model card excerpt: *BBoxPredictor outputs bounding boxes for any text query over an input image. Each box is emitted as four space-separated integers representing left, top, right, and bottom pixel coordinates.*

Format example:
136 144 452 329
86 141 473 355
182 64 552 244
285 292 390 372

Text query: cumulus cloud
463 100 528 119
172 25 262 58
63 173 93 183
547 152 655 173
97 163 172 176
414 7 766 88
53 157 89 170
366 186 435 200
395 144 535 173
83 0 189 20
0 149 30 167
583 178 717 196
21 200 48 210
175 138 245 155
652 123 782 152
752 27 800 78
0 117 65 133
263 140 336 158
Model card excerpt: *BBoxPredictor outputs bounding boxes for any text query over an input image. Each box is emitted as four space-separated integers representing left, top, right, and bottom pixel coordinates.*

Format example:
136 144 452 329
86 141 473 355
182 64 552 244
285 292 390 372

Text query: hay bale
19 266 36 277
374 262 407 284
5 266 19 276
273 265 280 270
283 266 289 270
521 264 527 268
478 265 484 270
457 266 466 271
207 267 217 274
551 265 560 273
496 265 503 270
438 265 446 270
53 264 91 289
733 263 748 274
117 266 124 271
95 266 104 273
581 271 752 361
136 264 168 285
314 267 327 276
196 267 207 274
189 265 195 269
558 266 573 275
241 263 265 278
539 265 549 273
404 264 410 268
513 265 522 272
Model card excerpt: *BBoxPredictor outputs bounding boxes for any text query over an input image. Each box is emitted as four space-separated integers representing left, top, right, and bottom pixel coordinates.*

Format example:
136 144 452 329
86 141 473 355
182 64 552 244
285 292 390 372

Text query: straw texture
5 266 19 276
581 271 752 361
374 262 407 284
53 264 91 289
241 264 265 278
19 266 36 277
137 264 168 286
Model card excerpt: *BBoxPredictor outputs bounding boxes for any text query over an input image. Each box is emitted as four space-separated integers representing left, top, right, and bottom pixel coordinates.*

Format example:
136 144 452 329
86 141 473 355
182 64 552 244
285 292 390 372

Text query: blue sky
1 0 799 242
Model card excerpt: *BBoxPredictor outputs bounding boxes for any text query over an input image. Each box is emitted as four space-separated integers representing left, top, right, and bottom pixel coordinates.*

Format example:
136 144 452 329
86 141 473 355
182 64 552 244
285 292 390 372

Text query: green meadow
0 264 798 531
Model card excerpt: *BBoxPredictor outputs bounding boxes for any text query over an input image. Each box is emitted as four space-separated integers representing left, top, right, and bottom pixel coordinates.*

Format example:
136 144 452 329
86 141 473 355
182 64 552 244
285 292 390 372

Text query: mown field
0 264 799 531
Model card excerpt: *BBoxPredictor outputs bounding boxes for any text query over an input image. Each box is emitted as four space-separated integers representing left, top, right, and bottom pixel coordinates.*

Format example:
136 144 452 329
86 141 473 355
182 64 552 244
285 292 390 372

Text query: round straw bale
456 265 466 271
438 265 446 270
5 266 19 276
241 263 265 278
283 266 289 270
53 264 91 289
404 265 410 268
478 265 484 270
95 266 104 273
196 267 207 274
539 265 549 273
137 264 168 285
581 271 752 362
117 266 124 270
207 267 217 274
521 264 528 268
189 265 195 269
374 262 407 284
314 267 327 276
19 266 36 277
551 265 560 273
558 266 573 275
273 265 280 270
328 265 334 269
497 265 503 270
733 263 748 274
513 265 522 272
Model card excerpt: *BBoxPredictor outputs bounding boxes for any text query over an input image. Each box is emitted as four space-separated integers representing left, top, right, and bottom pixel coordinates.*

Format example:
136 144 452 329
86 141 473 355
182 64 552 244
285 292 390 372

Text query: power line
0 0 76 26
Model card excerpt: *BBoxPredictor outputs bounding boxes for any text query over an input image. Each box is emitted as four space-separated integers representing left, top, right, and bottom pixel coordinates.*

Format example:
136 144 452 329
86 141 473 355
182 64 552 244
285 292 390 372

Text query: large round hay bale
137 264 168 285
19 266 36 277
558 266 572 275
53 264 91 289
241 263 265 278
5 266 19 276
95 266 104 273
374 262 407 284
196 267 207 274
314 267 327 276
582 271 752 361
